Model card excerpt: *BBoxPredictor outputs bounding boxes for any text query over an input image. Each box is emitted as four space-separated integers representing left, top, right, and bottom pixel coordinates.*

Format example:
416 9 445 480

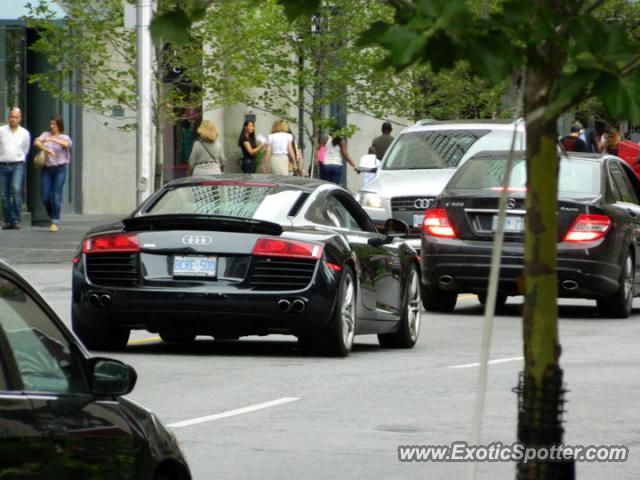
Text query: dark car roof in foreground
166 174 329 192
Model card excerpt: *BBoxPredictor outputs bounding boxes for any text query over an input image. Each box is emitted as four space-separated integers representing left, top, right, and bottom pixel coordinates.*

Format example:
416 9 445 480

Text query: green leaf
598 72 640 124
276 0 321 22
380 25 426 68
150 9 191 45
357 21 392 48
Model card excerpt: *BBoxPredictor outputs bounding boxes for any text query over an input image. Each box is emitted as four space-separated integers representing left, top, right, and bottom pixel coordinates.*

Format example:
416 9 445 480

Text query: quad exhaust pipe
277 299 291 313
291 299 306 313
561 280 579 291
277 298 307 314
88 293 112 309
438 275 454 286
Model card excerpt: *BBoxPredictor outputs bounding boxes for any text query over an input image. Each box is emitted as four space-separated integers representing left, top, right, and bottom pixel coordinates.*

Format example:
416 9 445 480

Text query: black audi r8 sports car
421 152 640 318
72 175 421 356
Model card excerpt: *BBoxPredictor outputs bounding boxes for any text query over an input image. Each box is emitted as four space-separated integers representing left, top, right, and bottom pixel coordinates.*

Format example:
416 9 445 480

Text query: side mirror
369 219 409 246
90 358 137 397
383 218 409 238
358 154 379 173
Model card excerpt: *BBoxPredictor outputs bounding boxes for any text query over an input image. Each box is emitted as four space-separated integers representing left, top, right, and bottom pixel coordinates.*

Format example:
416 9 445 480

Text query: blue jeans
41 165 67 224
321 164 342 184
0 162 25 225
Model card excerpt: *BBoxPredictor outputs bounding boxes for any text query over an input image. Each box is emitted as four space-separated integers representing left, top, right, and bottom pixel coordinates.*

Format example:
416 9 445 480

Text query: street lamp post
136 0 154 205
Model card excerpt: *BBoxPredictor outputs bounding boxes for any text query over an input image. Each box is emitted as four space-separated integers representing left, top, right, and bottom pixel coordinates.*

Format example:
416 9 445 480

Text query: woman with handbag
188 120 226 176
33 115 72 232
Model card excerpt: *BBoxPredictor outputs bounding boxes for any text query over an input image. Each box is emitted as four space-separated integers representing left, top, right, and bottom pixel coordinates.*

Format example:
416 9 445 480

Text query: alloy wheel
341 273 356 349
407 269 421 341
624 254 634 310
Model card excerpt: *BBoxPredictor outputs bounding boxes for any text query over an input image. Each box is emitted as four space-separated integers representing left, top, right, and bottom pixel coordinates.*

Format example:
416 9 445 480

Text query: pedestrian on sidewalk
238 120 265 173
263 119 295 175
0 107 31 230
34 115 72 232
320 127 359 184
188 120 226 176
560 124 588 152
371 121 394 161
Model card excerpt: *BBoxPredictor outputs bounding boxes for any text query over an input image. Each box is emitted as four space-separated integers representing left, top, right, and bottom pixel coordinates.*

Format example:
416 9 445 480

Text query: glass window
610 163 639 204
145 182 304 223
382 129 523 171
325 197 362 231
0 277 87 394
448 154 601 199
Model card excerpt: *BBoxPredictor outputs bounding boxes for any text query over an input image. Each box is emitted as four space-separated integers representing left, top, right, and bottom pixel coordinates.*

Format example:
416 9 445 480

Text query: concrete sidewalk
0 214 121 265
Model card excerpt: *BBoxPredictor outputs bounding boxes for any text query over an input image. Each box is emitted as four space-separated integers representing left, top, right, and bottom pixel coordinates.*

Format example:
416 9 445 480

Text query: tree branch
583 0 607 14
622 53 640 76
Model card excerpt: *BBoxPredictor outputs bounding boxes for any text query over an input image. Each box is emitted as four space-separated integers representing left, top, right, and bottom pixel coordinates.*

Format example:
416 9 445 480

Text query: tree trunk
518 60 572 479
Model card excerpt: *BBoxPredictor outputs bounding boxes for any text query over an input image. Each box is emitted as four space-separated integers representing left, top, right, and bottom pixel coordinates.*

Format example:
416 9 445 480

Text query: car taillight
563 214 611 243
252 238 324 259
423 209 456 238
82 233 141 254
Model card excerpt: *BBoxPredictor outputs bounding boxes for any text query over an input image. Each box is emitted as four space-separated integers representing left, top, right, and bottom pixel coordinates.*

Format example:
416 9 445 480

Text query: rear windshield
382 129 522 170
448 156 601 198
144 182 304 222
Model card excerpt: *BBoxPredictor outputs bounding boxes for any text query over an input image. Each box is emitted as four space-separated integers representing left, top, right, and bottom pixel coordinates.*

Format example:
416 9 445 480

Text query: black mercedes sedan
0 260 191 479
72 175 421 356
420 152 640 318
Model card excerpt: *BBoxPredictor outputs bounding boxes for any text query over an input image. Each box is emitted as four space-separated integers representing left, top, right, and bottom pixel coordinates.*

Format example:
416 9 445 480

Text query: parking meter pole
469 124 520 480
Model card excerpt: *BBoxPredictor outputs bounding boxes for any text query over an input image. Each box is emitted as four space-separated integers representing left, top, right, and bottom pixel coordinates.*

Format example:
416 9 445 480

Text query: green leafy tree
183 0 397 170
25 0 206 187
153 0 511 167
358 0 640 477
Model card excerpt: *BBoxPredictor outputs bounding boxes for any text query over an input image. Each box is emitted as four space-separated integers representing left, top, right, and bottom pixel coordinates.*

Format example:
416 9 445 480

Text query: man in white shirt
0 108 31 229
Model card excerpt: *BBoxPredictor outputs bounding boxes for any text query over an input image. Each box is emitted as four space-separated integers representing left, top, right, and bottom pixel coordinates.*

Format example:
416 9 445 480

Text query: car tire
597 251 635 318
421 285 457 312
378 264 421 348
159 331 196 343
72 310 130 351
309 266 357 357
477 292 508 308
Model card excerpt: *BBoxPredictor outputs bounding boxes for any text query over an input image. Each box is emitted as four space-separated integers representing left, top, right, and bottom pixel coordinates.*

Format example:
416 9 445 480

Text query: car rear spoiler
122 214 283 236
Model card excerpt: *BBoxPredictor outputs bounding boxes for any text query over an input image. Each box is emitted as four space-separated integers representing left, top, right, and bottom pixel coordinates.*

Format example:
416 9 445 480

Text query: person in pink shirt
33 116 72 232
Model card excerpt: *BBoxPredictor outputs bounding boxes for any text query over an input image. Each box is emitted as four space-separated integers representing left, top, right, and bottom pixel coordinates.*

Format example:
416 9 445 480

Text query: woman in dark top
238 120 264 173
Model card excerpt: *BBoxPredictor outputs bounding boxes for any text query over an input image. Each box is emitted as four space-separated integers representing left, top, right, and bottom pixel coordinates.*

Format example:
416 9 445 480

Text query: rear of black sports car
72 180 348 347
420 153 638 308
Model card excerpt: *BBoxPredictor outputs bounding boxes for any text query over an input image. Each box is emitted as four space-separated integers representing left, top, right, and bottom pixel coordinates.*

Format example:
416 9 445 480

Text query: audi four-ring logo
413 198 433 209
507 198 518 209
182 235 213 246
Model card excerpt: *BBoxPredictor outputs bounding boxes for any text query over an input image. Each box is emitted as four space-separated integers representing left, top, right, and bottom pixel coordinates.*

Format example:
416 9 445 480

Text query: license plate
492 215 524 232
173 256 217 277
413 214 424 228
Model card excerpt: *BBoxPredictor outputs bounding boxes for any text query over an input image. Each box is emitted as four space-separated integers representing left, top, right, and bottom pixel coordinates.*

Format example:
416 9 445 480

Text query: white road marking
168 397 300 428
448 356 523 369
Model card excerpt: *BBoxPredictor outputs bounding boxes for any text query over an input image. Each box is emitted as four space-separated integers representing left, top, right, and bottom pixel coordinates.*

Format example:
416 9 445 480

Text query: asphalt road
15 263 639 480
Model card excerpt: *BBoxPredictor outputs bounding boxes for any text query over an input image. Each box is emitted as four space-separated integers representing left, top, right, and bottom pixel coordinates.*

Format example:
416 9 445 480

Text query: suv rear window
383 129 522 170
448 155 601 199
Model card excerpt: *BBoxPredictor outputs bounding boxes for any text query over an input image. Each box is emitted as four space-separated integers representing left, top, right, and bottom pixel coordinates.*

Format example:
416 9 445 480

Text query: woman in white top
263 119 295 175
321 129 359 184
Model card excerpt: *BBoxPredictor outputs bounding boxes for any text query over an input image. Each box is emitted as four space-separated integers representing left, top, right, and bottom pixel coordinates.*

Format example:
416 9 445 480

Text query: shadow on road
109 338 385 358
453 300 640 321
